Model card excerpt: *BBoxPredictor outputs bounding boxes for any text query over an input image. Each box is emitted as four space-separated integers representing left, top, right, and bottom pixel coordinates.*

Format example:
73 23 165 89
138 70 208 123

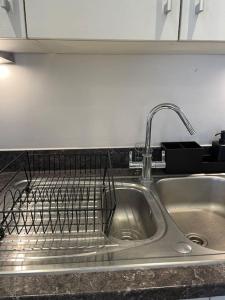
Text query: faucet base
142 153 152 181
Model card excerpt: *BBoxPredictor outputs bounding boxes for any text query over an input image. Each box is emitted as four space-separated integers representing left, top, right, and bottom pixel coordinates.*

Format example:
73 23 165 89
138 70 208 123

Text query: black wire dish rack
0 151 117 242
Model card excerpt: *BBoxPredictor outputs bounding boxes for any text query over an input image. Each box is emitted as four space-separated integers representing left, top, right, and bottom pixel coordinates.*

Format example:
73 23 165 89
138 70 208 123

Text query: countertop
1 264 225 299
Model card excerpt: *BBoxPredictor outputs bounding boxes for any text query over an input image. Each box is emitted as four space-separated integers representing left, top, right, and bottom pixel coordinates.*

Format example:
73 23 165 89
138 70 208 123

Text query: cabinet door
25 0 180 40
0 0 26 38
180 0 225 41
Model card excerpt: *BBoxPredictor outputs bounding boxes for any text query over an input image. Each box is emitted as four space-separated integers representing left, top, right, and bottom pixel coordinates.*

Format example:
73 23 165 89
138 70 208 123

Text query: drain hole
121 234 134 241
113 229 141 241
186 233 208 247
120 230 139 240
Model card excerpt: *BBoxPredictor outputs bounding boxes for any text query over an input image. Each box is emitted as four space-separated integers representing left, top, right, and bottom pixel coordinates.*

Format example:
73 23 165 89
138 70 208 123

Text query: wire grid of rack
0 151 117 244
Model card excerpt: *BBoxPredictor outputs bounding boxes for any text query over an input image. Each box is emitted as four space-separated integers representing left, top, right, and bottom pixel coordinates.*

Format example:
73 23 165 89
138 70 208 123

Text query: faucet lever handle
162 150 166 162
129 150 133 162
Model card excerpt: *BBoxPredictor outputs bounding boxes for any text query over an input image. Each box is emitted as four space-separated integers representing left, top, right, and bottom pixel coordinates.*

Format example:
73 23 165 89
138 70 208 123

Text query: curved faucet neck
142 103 195 182
144 103 195 155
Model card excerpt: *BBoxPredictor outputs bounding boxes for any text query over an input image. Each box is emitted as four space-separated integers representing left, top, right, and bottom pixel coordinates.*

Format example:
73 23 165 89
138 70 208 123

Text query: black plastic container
201 158 225 173
212 130 225 161
161 141 203 174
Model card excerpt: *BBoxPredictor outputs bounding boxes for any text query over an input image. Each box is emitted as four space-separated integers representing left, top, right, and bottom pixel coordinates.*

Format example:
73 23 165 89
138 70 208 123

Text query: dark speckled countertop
0 264 225 299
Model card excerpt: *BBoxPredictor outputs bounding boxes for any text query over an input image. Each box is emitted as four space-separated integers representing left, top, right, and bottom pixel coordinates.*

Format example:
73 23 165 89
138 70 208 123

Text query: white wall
0 54 225 150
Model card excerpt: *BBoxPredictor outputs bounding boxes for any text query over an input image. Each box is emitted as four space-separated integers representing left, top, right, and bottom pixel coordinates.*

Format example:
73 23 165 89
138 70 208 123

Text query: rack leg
0 226 5 240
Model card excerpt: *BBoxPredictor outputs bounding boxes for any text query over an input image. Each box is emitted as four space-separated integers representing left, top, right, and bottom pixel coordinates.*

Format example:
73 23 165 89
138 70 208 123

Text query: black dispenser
212 130 225 161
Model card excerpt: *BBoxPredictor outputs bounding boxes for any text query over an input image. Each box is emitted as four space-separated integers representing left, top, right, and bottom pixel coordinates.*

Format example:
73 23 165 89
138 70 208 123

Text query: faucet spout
143 103 195 181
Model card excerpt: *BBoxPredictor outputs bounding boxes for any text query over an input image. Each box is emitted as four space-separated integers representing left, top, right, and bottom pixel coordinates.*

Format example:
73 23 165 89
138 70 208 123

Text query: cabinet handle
195 0 204 14
0 0 10 11
164 0 172 14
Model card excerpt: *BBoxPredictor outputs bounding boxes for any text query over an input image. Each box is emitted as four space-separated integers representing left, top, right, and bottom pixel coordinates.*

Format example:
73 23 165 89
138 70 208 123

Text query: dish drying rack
0 151 117 243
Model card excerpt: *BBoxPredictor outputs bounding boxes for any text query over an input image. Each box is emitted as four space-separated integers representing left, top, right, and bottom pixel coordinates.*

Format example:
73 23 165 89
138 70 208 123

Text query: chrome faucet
129 103 195 182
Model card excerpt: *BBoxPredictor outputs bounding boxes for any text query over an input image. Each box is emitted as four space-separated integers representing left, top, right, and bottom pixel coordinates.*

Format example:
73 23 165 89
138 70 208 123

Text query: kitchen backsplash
0 53 225 150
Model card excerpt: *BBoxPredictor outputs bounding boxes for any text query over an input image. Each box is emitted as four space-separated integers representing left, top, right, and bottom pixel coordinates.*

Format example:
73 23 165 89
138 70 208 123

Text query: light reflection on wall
0 65 10 79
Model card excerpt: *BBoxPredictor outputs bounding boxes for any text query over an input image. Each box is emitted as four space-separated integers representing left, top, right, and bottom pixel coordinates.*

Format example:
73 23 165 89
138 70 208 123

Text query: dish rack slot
0 152 117 239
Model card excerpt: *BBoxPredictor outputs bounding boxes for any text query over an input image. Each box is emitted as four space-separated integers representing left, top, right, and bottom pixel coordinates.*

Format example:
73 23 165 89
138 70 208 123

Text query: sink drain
112 229 142 241
186 233 208 247
120 230 140 240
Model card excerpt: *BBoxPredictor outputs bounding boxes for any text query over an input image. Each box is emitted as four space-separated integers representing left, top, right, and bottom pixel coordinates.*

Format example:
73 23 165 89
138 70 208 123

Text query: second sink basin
156 175 225 251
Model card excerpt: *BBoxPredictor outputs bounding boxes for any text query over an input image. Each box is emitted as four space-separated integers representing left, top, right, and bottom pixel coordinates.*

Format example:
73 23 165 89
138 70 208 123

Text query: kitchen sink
156 175 225 251
2 173 225 274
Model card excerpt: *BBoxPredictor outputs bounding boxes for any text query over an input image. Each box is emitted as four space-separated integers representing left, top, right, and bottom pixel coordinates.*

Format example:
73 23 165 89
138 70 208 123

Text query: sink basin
109 188 157 241
0 181 166 274
156 176 225 251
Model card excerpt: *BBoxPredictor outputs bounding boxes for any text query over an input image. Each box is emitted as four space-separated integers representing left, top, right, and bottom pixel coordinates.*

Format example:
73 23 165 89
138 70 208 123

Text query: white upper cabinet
0 0 26 38
180 0 225 41
25 0 181 41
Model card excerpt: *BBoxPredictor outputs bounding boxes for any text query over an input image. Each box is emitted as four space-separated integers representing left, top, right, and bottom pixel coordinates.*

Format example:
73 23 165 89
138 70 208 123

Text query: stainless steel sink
2 174 225 274
156 175 225 251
